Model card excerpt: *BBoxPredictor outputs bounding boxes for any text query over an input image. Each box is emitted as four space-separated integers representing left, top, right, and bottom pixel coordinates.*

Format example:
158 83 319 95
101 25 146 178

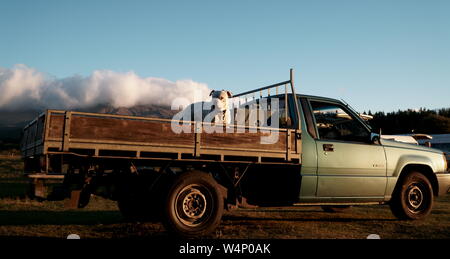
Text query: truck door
308 99 387 198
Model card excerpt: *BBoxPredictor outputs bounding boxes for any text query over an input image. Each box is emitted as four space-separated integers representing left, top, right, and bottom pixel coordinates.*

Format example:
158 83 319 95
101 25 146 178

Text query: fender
385 155 439 200
393 155 436 178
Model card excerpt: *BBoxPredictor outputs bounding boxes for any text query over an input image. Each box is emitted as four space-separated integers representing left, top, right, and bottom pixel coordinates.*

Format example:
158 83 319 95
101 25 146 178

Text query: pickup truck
20 69 450 237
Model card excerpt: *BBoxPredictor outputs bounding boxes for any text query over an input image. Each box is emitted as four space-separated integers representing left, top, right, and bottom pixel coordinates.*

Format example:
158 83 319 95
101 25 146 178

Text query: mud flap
65 189 91 209
65 190 81 208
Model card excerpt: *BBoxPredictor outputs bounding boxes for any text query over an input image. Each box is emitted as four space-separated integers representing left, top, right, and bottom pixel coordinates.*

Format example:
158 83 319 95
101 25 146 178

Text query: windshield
340 98 373 131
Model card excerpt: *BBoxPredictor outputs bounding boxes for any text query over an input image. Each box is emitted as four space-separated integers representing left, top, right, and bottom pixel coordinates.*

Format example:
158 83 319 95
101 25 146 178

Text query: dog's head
210 90 232 111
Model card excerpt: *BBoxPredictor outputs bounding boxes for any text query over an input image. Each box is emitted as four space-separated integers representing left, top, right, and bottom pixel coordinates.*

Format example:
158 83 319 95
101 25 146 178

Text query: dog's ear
226 91 233 98
209 90 215 96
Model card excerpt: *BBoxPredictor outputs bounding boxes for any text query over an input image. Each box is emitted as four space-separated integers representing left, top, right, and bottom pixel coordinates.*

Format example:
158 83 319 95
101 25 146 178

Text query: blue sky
1 0 449 112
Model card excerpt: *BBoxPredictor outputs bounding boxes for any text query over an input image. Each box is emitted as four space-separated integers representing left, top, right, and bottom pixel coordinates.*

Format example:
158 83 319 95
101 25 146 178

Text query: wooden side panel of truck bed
22 110 301 164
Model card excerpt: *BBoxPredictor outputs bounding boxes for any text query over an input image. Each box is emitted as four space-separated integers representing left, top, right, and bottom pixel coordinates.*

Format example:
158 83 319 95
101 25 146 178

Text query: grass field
0 153 449 239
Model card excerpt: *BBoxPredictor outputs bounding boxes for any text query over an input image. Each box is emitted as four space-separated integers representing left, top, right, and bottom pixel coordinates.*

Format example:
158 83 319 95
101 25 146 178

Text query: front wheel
163 171 224 238
390 171 434 220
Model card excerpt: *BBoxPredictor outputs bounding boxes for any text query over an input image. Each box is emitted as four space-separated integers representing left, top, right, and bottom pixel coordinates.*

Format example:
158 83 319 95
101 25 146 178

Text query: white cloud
0 64 211 110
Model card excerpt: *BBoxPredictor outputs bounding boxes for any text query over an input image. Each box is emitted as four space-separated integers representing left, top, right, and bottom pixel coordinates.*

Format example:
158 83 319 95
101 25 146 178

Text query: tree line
366 108 450 134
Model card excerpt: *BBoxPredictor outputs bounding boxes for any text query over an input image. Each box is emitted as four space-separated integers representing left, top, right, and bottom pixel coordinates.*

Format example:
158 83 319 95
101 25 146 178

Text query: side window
300 98 318 139
310 101 370 143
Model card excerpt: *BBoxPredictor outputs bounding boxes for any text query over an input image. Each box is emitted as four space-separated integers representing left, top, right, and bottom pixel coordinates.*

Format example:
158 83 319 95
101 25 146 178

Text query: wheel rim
405 182 427 213
174 184 213 227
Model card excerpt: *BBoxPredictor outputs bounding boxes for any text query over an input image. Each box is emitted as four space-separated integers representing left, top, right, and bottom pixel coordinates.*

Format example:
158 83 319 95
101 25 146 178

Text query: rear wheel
163 171 223 238
390 171 434 220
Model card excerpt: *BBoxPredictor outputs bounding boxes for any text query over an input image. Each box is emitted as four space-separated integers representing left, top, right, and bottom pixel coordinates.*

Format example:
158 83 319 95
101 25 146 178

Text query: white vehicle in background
381 134 433 145
417 134 450 151
416 134 450 162
381 135 419 145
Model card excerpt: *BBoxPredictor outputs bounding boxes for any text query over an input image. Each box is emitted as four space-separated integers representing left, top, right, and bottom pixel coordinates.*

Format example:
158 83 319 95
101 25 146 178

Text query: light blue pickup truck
21 70 450 237
296 94 450 220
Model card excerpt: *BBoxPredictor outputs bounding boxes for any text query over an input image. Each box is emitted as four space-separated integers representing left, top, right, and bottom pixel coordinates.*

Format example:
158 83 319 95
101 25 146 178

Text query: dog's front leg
213 113 222 124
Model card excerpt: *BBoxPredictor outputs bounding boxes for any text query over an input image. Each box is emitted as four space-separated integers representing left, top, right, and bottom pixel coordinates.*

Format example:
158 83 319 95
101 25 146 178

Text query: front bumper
436 173 450 196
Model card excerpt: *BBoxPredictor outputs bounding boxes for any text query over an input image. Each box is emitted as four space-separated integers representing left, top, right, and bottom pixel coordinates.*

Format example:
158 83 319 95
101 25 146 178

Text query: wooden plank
48 113 65 139
201 128 287 151
60 142 194 155
69 115 195 146
58 138 194 149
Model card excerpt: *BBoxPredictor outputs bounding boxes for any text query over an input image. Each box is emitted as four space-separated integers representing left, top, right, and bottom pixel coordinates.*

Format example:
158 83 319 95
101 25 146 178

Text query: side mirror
370 132 381 145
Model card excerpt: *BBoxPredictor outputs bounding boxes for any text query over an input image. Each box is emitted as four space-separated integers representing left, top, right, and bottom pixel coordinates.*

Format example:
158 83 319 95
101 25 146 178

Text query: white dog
208 90 233 124
177 90 233 125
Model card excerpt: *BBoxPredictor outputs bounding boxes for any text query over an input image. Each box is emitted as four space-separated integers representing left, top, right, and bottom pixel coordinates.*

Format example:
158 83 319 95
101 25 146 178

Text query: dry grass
218 196 450 239
0 154 449 239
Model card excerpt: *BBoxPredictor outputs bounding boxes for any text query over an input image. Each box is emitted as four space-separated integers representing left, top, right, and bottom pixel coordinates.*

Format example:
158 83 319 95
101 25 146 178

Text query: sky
0 0 449 113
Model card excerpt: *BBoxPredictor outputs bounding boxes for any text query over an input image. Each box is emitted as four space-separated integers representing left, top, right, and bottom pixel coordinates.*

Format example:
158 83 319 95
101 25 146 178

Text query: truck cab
294 94 449 204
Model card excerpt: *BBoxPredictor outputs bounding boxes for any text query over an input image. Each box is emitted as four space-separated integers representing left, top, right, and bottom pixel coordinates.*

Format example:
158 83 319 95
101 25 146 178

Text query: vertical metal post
43 110 51 160
194 122 201 157
45 154 49 174
287 130 292 161
284 84 288 121
62 111 72 152
33 121 39 158
290 69 301 131
289 68 302 160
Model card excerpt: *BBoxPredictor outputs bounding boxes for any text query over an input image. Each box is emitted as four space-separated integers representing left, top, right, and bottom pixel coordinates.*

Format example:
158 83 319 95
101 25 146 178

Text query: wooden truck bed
21 110 301 166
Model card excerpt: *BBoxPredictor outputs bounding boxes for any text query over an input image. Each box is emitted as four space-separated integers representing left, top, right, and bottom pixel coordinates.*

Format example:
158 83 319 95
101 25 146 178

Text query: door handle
323 144 334 152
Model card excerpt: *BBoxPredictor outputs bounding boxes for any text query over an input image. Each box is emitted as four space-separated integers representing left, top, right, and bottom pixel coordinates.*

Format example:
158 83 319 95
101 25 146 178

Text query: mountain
79 104 179 119
0 104 179 145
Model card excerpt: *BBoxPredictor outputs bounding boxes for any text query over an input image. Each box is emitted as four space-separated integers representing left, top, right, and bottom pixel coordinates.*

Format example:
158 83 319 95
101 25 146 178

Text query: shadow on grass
0 182 29 199
0 209 398 226
222 214 398 223
0 210 123 226
0 236 62 240
0 234 184 240
0 210 175 239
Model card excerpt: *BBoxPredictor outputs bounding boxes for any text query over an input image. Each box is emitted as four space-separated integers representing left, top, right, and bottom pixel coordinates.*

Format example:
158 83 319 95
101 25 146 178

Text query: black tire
321 205 351 213
163 171 224 238
390 171 434 220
